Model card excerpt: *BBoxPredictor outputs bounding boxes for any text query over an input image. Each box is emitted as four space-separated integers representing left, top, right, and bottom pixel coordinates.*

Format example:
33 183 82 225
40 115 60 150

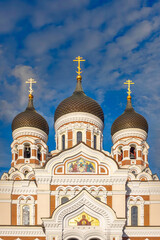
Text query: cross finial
73 56 85 78
124 79 134 99
26 78 36 97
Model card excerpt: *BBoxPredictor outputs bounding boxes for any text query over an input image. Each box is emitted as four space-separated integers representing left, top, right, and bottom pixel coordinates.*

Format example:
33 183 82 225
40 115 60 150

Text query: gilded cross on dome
26 78 36 97
73 56 85 76
124 79 134 99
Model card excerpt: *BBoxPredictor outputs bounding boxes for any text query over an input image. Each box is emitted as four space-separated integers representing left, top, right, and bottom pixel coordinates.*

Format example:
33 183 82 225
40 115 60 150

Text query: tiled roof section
12 98 49 135
111 98 148 136
54 80 104 123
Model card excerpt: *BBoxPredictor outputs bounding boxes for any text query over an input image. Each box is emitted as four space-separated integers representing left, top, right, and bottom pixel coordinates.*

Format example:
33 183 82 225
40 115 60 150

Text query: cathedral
0 56 160 240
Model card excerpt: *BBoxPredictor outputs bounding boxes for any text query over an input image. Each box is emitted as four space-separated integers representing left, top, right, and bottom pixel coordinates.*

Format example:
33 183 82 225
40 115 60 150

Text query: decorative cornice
0 181 13 194
51 176 127 185
36 176 51 184
54 112 104 132
12 127 48 143
127 181 160 195
124 227 160 237
0 226 45 236
112 128 147 144
12 187 37 195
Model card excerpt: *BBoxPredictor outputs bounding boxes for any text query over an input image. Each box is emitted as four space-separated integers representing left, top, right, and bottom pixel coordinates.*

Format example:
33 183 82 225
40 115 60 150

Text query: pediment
42 143 119 176
42 189 125 229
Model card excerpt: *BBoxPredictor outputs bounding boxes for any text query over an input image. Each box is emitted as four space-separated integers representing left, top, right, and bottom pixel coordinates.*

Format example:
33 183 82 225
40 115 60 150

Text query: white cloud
0 99 18 122
12 65 36 106
0 0 160 176
117 20 152 51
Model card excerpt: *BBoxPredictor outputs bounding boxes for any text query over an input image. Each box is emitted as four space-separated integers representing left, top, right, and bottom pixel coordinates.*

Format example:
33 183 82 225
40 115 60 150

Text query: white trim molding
112 128 147 144
54 112 104 132
127 196 144 226
0 226 45 236
12 127 48 143
124 226 160 237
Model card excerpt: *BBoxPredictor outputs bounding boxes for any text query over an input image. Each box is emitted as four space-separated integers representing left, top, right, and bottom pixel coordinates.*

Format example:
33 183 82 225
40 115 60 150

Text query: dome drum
112 128 148 144
12 127 48 143
56 117 103 151
54 112 104 132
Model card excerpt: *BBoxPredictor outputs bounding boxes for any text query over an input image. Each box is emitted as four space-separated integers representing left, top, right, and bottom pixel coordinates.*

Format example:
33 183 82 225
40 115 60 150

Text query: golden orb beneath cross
77 75 82 81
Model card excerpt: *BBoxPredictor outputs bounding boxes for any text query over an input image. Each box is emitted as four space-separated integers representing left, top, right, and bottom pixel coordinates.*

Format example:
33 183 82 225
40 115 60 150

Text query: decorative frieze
12 127 48 143
55 112 104 132
124 226 160 237
51 176 127 185
0 226 45 236
112 128 147 144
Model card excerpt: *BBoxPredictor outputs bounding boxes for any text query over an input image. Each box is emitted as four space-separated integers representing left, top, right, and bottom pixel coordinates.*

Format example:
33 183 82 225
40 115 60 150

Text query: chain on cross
124 79 134 97
73 56 85 75
26 78 36 95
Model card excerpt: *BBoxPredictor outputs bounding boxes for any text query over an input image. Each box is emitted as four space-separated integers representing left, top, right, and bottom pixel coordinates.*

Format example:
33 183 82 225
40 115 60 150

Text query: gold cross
26 78 36 95
73 56 85 75
124 79 134 97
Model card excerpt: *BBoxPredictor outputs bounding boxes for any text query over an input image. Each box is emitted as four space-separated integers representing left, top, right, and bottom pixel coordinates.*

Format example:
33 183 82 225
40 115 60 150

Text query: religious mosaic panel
67 158 96 173
69 212 99 226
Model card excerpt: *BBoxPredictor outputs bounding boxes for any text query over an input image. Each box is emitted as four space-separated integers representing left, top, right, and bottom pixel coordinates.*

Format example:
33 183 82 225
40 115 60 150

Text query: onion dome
12 95 49 135
111 96 148 136
54 75 104 123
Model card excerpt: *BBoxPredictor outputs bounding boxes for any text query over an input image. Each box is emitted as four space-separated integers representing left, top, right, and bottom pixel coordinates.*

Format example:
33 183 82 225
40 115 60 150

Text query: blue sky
0 0 160 177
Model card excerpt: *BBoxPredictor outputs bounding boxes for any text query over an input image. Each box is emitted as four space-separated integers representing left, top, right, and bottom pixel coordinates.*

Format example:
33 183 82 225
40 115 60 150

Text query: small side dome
111 97 148 136
12 96 49 135
54 77 104 123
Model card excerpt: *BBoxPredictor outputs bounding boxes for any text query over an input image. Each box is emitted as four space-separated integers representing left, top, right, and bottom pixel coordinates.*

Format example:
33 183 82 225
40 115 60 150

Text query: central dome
54 77 104 123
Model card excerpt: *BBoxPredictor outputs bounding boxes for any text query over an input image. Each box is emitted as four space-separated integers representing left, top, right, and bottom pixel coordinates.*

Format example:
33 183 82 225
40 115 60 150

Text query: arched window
61 197 69 204
94 135 97 149
14 145 18 160
130 146 136 159
120 149 123 160
24 170 29 176
77 131 82 143
24 143 31 158
131 206 138 226
62 135 65 150
22 205 30 225
37 146 41 160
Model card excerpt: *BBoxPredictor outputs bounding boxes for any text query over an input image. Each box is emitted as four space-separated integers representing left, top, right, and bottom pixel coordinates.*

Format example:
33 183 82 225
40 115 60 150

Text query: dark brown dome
54 79 104 123
12 97 49 135
111 97 148 136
